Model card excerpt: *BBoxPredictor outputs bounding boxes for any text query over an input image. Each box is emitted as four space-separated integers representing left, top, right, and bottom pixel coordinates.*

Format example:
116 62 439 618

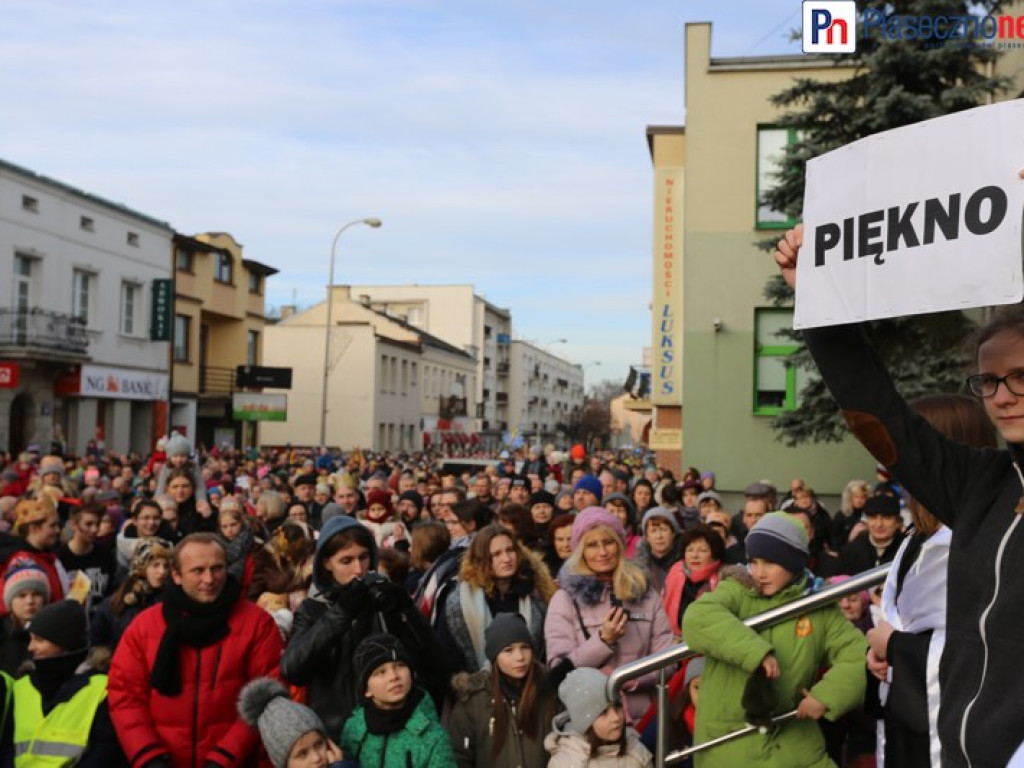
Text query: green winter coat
682 569 866 768
340 688 455 768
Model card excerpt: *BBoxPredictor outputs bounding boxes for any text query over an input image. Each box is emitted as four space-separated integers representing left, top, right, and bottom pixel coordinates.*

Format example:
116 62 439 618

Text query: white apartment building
349 285 513 444
260 287 476 451
0 160 173 456
507 340 584 446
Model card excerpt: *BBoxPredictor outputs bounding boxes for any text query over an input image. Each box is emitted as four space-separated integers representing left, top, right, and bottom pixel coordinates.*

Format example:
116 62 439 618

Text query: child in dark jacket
238 677 356 768
340 634 454 768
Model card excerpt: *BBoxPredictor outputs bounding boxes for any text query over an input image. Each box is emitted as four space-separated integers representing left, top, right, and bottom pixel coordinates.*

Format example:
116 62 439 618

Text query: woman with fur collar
437 524 556 675
544 507 674 722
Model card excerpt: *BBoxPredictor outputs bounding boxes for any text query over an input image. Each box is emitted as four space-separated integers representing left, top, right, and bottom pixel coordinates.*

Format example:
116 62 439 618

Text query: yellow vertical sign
652 167 683 405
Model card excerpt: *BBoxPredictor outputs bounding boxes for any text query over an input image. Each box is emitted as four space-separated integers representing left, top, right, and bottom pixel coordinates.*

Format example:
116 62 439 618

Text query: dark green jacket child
340 634 454 768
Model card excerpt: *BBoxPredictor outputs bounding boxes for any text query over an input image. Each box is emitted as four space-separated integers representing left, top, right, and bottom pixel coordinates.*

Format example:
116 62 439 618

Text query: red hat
570 444 586 461
365 490 394 520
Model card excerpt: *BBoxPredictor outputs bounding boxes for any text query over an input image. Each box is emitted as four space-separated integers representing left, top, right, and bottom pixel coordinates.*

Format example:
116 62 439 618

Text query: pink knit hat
570 506 626 553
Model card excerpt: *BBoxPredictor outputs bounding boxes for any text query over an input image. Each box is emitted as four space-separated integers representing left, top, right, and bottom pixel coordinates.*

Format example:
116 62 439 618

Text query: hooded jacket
804 322 1024 768
449 669 552 768
544 711 652 768
682 561 866 768
544 568 673 721
280 515 447 738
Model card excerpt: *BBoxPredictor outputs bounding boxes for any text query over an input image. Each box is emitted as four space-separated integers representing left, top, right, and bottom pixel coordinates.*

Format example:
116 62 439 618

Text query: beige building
651 22 1024 496
260 287 476 451
171 233 277 449
348 284 513 446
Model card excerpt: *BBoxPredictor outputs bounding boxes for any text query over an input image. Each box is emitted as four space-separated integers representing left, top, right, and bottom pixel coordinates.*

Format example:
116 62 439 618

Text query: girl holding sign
774 224 1024 768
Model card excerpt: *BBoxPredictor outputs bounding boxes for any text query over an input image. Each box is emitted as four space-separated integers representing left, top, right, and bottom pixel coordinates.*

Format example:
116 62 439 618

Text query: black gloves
333 578 371 615
367 575 404 613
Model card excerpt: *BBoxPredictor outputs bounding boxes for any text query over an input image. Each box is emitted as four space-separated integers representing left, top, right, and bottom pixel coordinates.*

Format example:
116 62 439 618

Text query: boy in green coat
682 512 866 768
340 634 454 768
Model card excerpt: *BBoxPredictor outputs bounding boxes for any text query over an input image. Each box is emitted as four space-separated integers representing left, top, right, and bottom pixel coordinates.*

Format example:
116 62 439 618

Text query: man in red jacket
108 533 283 768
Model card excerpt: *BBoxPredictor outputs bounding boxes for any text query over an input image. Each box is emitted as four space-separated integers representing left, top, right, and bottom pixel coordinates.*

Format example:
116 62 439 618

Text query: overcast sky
0 0 800 386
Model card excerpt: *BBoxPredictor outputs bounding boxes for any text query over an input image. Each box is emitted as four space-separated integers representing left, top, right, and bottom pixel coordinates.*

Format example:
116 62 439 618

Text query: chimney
280 305 295 318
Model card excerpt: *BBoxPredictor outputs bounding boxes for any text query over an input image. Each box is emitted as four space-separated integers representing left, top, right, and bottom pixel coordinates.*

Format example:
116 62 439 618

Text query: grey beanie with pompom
238 677 325 768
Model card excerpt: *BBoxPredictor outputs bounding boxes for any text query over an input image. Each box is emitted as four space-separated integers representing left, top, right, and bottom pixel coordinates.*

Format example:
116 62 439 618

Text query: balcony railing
0 308 89 355
199 365 236 396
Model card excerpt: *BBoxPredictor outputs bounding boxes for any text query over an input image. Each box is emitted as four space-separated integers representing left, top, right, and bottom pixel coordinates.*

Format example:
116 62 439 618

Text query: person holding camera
281 515 448 737
544 507 673 722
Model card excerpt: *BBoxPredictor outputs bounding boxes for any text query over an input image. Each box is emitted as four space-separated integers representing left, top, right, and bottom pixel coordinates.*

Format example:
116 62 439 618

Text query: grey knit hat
353 634 413 698
641 507 680 534
238 678 325 768
165 433 191 458
484 612 534 663
684 656 705 688
745 511 809 575
558 667 612 734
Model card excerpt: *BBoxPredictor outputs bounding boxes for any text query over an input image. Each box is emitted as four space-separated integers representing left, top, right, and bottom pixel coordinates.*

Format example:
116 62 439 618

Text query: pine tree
762 0 1010 446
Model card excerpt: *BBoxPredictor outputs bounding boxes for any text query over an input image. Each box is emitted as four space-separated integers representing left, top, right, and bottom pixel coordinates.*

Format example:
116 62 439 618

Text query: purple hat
570 506 626 553
573 475 603 501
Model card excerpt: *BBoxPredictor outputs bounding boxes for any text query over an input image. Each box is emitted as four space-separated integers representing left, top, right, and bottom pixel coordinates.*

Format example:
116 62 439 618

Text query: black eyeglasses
965 372 1024 398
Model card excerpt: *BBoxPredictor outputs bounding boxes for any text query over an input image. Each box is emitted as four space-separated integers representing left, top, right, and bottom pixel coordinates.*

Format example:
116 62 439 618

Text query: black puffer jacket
280 515 448 737
806 322 1024 768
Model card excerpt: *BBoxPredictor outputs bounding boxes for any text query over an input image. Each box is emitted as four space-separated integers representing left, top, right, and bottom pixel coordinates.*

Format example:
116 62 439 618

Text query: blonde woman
544 507 673 721
833 479 871 550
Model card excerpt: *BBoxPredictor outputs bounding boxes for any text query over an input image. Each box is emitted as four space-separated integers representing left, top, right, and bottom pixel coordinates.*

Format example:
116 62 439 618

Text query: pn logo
802 1 857 53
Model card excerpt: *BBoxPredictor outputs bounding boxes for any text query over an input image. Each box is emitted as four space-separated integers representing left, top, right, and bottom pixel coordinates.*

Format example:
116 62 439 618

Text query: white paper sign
795 100 1024 330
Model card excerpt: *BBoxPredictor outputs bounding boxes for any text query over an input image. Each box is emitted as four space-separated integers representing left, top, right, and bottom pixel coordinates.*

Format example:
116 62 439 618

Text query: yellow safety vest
13 673 108 768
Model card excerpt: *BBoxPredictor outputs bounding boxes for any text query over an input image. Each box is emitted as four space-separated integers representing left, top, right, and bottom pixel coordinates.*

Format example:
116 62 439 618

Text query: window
72 270 92 325
756 126 798 229
215 253 233 283
407 306 423 327
247 330 259 366
175 248 193 272
174 314 191 362
410 362 417 387
401 360 408 394
13 254 33 343
753 308 804 414
127 232 140 247
120 282 139 335
80 216 95 232
248 272 261 294
21 195 38 213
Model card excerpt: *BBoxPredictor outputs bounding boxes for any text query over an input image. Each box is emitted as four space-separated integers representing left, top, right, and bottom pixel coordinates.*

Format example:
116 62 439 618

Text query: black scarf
364 686 423 735
150 576 241 696
31 650 88 710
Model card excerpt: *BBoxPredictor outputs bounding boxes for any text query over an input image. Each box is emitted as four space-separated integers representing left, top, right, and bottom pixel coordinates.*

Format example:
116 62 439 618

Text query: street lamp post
320 218 382 447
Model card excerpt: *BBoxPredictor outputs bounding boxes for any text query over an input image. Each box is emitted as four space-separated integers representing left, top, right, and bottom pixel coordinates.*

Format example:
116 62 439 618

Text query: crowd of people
0 426 957 768
3 222 1024 766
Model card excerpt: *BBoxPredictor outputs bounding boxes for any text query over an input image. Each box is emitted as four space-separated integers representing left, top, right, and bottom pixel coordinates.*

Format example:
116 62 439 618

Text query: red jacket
108 594 283 768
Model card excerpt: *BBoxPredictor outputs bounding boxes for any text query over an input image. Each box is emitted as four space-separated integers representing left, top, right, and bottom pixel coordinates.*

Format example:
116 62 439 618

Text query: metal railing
608 564 890 767
199 365 236 396
0 308 89 354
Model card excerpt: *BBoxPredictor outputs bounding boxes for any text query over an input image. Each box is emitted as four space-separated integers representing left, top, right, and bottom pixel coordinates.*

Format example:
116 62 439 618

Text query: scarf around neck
364 686 424 735
150 576 241 696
